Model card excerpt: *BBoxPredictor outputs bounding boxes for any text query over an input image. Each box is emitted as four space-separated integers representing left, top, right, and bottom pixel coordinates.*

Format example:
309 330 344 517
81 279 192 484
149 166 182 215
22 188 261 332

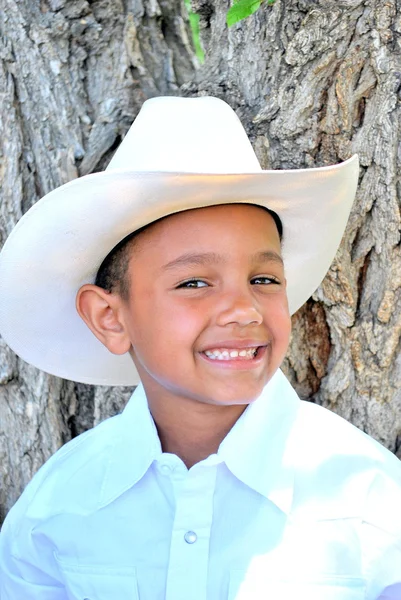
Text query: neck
145 390 247 469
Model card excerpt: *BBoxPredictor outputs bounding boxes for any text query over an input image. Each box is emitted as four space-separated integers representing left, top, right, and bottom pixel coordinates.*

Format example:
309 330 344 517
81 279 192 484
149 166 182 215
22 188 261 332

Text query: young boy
0 97 400 600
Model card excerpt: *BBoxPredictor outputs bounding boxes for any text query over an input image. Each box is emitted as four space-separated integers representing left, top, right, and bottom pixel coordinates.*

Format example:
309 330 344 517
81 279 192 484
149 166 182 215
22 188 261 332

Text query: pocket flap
55 554 139 600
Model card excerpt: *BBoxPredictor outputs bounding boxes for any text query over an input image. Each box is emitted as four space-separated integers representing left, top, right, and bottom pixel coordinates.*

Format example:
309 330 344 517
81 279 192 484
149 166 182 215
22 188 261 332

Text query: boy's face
119 203 291 407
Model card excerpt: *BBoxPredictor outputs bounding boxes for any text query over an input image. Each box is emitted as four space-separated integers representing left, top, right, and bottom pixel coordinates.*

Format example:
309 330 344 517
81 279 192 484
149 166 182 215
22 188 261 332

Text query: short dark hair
94 226 145 300
95 206 283 300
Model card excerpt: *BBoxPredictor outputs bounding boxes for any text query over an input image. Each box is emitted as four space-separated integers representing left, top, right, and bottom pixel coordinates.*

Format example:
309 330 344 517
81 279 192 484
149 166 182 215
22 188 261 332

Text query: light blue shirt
1 370 401 599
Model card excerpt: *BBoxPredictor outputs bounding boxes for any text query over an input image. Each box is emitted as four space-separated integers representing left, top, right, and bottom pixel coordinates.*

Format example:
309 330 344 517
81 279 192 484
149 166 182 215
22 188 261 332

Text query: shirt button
184 531 197 544
160 463 171 474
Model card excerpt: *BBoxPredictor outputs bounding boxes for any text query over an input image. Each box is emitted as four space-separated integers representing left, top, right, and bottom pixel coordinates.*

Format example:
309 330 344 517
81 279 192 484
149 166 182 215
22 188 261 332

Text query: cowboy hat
0 96 359 385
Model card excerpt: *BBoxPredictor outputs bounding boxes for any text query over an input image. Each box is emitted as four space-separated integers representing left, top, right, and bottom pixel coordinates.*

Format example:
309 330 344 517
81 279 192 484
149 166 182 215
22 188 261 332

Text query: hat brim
0 156 359 385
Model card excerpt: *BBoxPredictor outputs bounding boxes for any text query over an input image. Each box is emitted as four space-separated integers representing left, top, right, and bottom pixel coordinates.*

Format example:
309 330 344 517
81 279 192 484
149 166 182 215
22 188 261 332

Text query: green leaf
188 12 205 63
184 0 205 63
226 0 261 27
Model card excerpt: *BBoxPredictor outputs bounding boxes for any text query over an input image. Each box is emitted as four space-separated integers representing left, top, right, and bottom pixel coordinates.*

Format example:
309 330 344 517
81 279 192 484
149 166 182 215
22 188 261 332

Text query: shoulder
4 412 122 532
297 400 401 472
291 400 401 523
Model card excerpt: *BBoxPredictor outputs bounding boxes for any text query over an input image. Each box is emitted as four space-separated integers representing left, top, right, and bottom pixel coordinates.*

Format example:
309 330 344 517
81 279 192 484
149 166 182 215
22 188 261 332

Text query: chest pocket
229 571 366 600
55 554 139 600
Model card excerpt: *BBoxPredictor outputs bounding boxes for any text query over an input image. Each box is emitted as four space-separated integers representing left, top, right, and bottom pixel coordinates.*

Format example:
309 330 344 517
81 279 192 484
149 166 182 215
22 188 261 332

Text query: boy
0 96 400 599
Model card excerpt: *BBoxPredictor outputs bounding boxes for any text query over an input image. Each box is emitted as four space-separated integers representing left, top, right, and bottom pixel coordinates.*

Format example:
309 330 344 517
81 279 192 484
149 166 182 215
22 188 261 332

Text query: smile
203 347 259 361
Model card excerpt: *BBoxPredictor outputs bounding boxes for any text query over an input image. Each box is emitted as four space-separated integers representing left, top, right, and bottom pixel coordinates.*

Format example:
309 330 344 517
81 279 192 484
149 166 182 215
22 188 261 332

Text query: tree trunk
1 0 400 522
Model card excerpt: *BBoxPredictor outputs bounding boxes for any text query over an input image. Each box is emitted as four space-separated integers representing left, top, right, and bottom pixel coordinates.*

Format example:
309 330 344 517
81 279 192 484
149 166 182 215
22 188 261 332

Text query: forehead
134 204 280 254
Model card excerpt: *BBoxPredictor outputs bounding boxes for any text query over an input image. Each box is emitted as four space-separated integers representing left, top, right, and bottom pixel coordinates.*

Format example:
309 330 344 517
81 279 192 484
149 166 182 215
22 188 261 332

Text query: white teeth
204 347 258 361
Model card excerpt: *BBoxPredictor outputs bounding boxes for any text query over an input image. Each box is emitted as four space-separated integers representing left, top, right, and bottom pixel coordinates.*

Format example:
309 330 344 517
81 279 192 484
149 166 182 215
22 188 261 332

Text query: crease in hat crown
0 95 359 386
106 96 262 174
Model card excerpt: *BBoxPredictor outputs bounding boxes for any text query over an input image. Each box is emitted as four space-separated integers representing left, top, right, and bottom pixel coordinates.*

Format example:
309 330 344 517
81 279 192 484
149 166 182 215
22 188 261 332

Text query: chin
202 384 266 407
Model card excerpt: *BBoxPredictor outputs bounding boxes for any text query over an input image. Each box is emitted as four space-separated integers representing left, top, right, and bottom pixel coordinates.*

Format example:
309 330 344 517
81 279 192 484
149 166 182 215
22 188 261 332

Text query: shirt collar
99 369 300 514
98 384 161 508
218 369 300 515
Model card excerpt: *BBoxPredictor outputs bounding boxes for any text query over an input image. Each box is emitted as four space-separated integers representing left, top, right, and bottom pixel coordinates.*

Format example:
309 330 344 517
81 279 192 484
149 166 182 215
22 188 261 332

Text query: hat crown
107 96 262 174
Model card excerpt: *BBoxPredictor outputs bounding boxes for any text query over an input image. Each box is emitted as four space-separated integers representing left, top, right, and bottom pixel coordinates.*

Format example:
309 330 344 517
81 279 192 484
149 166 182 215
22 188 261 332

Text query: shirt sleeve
365 530 401 599
0 508 67 599
362 469 401 599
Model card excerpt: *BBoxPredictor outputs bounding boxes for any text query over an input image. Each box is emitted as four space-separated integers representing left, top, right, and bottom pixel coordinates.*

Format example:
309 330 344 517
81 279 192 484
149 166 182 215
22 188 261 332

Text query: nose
216 288 263 328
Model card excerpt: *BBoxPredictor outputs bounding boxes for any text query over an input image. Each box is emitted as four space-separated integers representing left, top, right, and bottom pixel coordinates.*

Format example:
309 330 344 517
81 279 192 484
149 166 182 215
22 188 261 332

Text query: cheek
170 310 205 339
130 297 206 353
268 298 292 344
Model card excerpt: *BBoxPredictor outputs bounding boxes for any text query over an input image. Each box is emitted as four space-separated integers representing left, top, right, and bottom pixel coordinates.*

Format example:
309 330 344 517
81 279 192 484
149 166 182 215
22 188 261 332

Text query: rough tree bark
1 0 400 523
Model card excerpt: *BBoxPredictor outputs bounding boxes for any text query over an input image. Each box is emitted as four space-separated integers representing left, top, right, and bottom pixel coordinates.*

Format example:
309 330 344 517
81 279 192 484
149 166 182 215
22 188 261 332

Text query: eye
251 276 280 285
177 279 209 289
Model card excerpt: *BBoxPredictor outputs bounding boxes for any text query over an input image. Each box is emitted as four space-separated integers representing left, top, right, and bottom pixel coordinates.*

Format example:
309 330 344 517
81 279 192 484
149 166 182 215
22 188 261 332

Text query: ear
76 284 131 355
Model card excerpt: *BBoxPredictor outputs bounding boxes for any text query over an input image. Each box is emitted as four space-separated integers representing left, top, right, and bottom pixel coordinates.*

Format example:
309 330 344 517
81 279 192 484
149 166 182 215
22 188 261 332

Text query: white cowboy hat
0 96 359 386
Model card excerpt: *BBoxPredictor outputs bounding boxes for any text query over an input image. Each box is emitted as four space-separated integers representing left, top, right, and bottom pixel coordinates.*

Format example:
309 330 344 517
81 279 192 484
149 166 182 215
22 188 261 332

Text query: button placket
165 465 217 600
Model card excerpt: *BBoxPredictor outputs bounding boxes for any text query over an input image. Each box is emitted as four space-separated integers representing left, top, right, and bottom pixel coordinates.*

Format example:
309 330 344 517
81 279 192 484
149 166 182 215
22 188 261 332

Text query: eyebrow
162 250 284 271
